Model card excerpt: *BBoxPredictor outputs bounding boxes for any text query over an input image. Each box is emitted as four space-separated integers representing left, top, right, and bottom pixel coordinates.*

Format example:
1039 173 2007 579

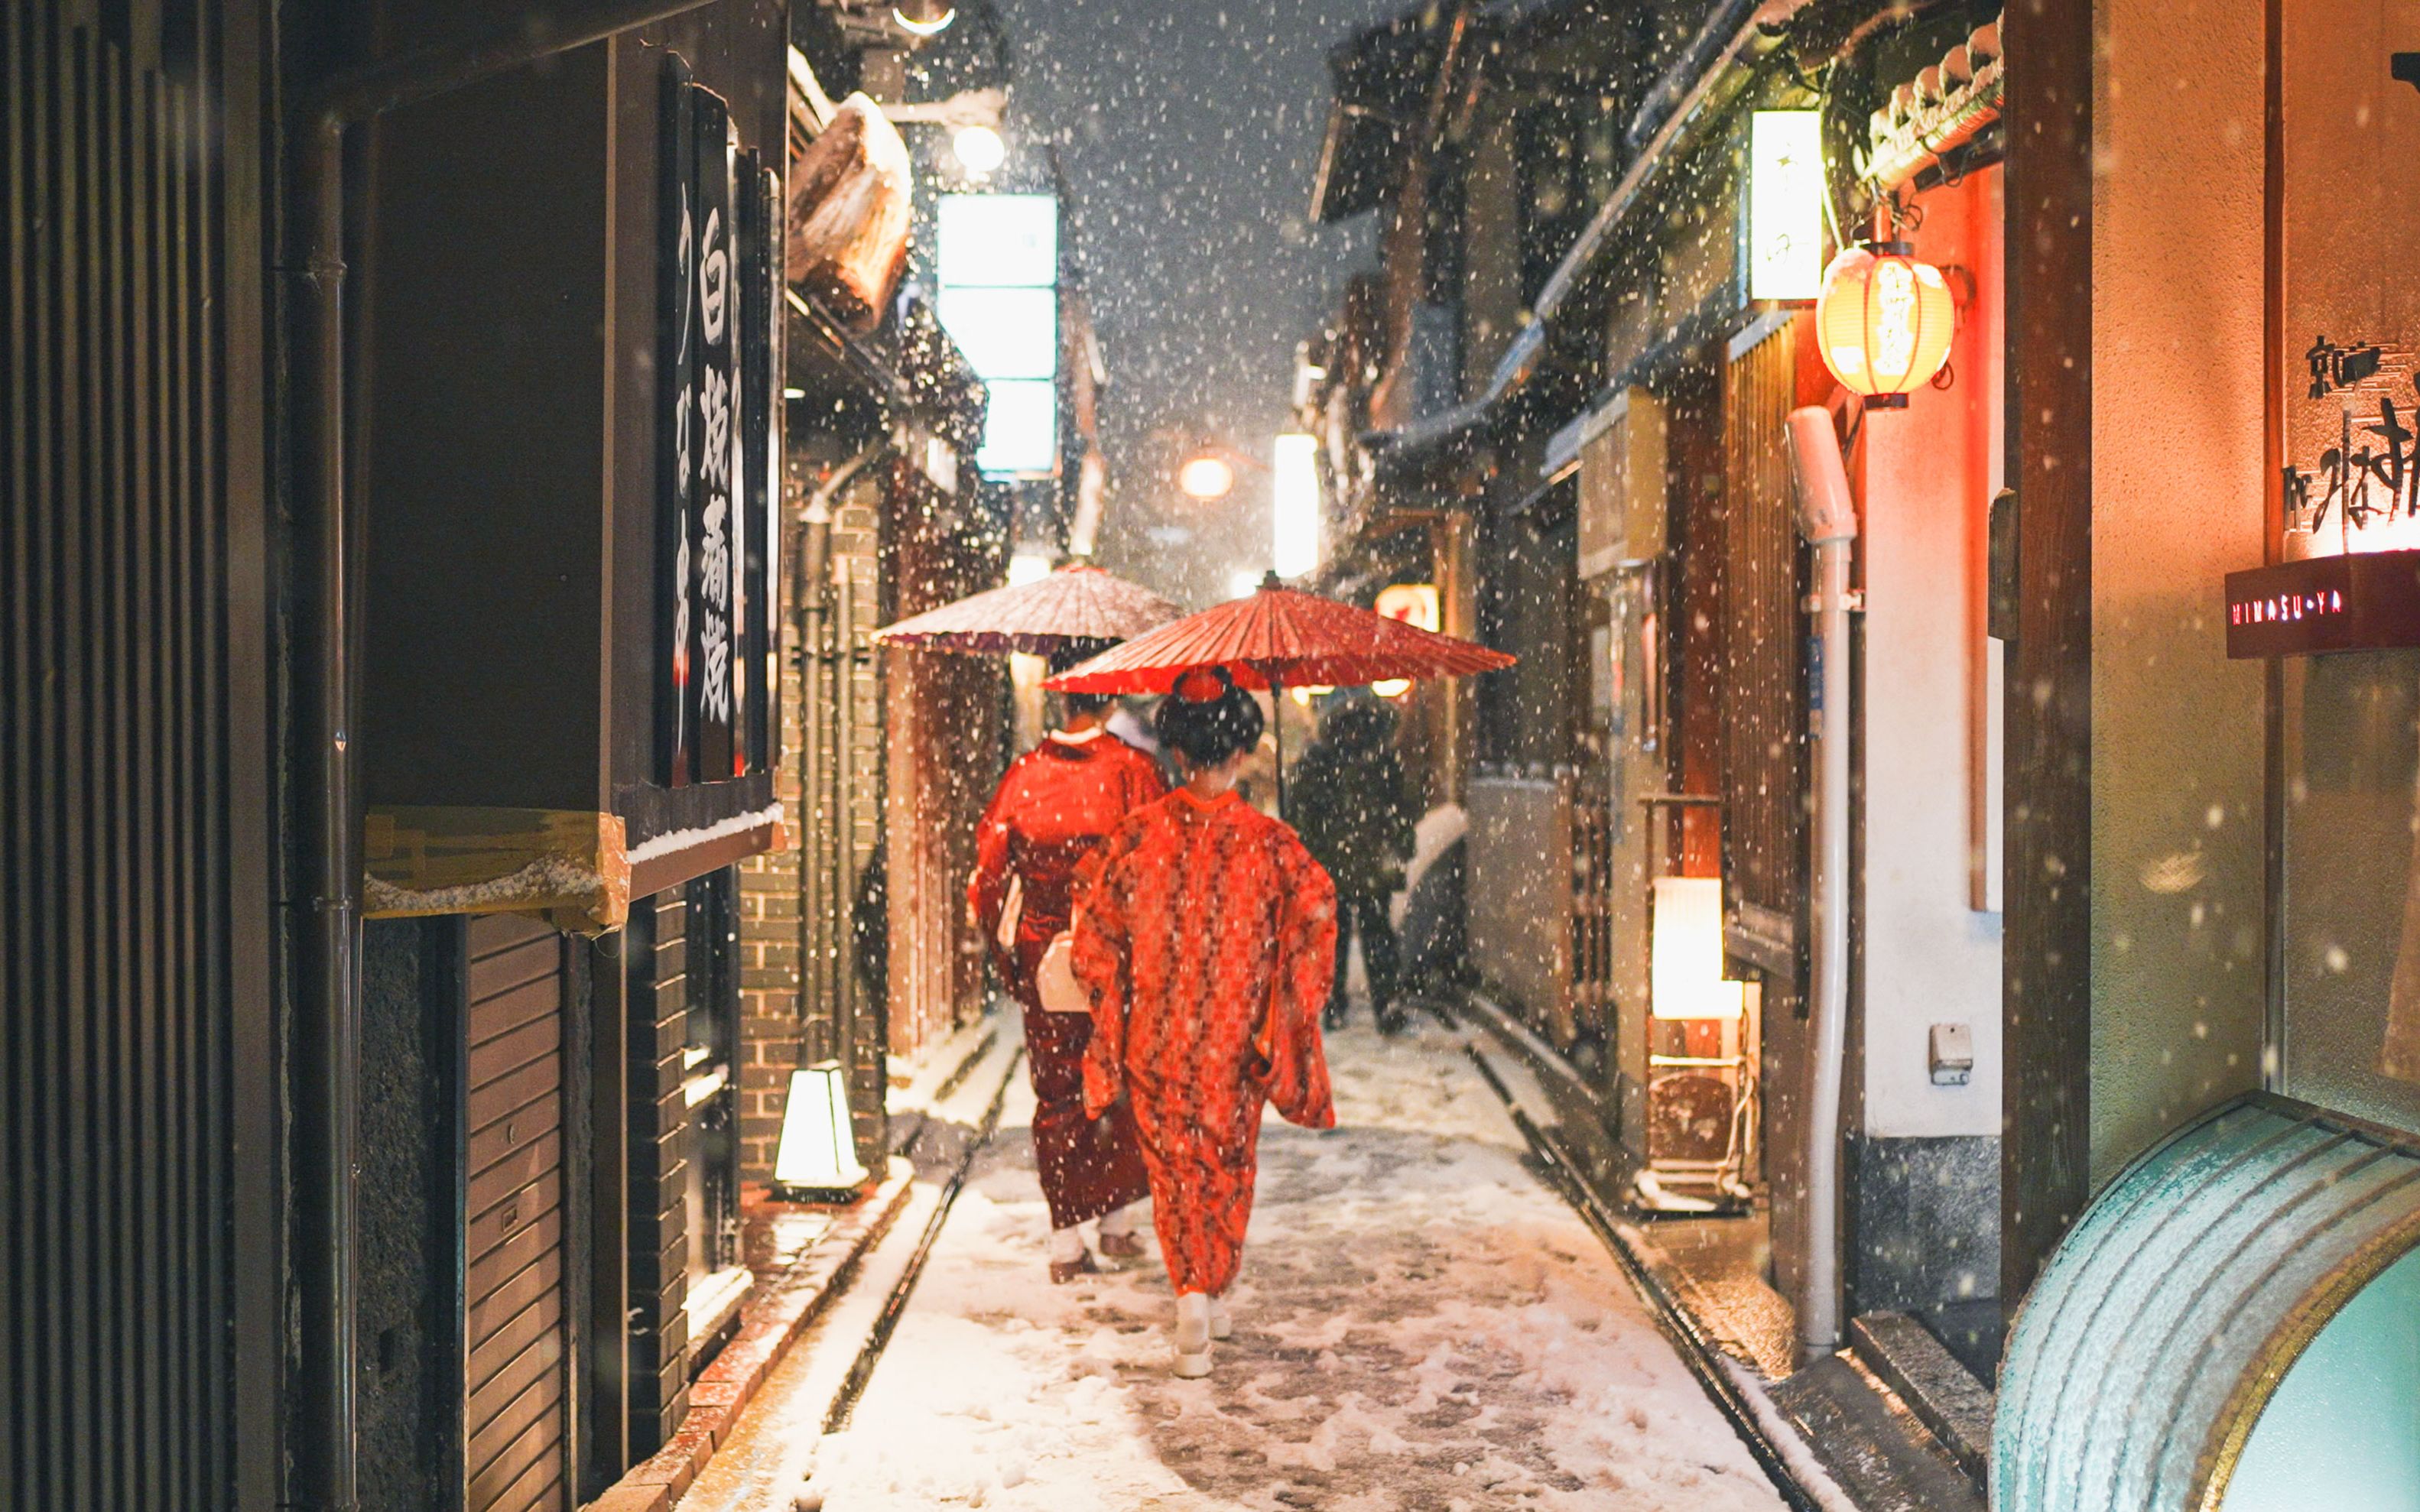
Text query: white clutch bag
1036 930 1089 1014
995 874 1022 954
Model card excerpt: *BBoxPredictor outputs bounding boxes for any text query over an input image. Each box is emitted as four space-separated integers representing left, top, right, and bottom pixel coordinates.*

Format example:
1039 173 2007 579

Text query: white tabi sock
1048 1224 1087 1264
1097 1201 1142 1238
1174 1293 1213 1355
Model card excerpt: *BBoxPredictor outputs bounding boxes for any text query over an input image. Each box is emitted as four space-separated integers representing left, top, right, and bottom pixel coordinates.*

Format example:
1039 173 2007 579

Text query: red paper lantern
1814 242 1955 408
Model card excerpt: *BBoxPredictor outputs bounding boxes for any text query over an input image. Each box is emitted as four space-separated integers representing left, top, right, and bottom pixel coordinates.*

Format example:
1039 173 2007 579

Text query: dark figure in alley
1073 667 1338 1377
1292 696 1419 1035
969 644 1163 1283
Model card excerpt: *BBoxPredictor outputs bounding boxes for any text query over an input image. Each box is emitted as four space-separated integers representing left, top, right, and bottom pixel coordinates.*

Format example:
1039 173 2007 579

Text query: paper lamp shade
1652 876 1746 1020
1815 244 1956 407
774 1062 870 1196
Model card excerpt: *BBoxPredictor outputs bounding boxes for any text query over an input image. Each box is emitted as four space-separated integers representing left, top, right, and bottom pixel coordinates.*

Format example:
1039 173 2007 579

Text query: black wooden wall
1 2 279 1507
463 914 575 1511
624 889 694 1454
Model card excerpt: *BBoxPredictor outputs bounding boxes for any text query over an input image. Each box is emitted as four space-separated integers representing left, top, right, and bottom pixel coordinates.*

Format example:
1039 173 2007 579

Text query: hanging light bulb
893 0 957 37
951 123 1005 175
1814 242 1957 409
1178 453 1236 501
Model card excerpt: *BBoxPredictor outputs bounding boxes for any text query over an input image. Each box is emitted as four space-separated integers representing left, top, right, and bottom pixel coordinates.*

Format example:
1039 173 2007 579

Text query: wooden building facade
3 0 815 1506
1295 0 2014 1381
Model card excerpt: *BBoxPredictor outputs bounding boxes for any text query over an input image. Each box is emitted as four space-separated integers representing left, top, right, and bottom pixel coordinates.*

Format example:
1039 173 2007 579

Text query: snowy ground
769 1016 1787 1511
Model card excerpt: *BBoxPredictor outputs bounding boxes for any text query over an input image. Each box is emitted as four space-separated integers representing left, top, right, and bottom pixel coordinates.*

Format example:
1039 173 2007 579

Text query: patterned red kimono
970 730 1163 1229
1074 788 1339 1296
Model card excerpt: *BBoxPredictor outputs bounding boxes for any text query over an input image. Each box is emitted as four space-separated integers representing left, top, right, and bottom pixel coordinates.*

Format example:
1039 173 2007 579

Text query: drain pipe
1788 404 1858 1362
283 5 719 1506
795 443 886 1088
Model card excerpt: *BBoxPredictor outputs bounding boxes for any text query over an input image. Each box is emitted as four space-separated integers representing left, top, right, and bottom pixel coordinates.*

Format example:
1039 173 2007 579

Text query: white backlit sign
976 378 1057 476
1749 111 1824 303
936 286 1057 381
937 193 1061 478
1272 433 1321 578
937 193 1057 288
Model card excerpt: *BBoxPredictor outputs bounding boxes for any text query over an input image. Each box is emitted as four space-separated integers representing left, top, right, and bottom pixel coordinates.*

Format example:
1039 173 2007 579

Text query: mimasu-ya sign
660 59 776 786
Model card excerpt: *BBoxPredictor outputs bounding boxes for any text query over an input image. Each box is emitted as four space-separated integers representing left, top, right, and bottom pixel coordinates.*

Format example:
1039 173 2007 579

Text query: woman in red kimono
1074 666 1338 1377
969 658 1165 1283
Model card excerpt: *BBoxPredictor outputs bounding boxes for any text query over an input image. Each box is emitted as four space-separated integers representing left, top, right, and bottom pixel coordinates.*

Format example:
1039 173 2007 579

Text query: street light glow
1272 433 1320 578
951 124 1005 176
1178 454 1236 501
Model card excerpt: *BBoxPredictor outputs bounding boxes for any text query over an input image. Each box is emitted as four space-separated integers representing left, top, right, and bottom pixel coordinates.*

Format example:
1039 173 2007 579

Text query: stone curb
586 1160 917 1512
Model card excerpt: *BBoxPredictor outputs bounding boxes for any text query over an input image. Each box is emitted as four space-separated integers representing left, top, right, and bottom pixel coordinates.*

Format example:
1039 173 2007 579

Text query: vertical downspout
1788 404 1859 1361
280 7 729 1505
797 446 882 1152
287 109 361 1512
797 493 833 1067
836 549 865 1137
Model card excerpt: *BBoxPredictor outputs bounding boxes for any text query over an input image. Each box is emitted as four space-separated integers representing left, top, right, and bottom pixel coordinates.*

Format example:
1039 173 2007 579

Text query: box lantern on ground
774 1061 871 1199
935 192 1059 477
1650 876 1746 1020
1643 876 1755 1204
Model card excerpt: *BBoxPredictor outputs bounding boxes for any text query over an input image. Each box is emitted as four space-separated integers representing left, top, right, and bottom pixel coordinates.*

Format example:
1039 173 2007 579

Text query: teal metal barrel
1995 1092 2420 1512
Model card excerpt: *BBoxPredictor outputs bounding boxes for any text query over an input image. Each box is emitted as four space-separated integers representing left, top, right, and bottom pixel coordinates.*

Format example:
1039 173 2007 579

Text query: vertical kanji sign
660 60 768 786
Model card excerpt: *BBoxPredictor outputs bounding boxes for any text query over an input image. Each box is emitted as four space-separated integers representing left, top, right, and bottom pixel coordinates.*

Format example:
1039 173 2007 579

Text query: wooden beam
625 814 783 901
2001 0 2095 1303
364 806 630 933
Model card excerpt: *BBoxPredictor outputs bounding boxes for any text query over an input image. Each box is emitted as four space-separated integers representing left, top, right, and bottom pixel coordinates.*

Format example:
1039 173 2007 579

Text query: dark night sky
988 0 1407 607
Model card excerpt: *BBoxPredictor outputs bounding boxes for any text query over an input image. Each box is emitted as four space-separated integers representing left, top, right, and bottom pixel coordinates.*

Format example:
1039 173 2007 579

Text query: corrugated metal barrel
1996 1092 2420 1511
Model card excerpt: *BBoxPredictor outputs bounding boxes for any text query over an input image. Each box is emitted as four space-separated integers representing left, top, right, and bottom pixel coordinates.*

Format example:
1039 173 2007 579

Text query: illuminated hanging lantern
1814 242 1955 408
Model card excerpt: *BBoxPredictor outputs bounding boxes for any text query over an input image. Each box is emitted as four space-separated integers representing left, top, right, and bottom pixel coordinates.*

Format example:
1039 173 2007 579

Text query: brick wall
736 630 805 1183
736 475 888 1186
835 495 887 1168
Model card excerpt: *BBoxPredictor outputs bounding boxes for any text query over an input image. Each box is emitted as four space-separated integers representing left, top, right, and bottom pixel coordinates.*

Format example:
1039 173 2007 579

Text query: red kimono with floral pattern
1074 788 1338 1296
970 730 1164 1228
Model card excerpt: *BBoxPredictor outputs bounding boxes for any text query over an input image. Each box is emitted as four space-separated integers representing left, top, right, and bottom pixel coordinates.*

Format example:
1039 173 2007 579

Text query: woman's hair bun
1155 665 1263 768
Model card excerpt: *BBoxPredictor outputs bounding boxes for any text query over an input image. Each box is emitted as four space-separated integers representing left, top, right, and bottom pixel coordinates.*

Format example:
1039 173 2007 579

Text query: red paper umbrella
1043 576 1514 694
872 563 1184 656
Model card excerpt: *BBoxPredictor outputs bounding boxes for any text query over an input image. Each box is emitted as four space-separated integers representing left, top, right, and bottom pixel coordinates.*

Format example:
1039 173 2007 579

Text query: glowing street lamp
1178 453 1237 501
950 123 1005 176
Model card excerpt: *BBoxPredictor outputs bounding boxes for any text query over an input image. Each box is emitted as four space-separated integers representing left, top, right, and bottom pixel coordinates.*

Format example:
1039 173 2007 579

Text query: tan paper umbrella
871 563 1184 656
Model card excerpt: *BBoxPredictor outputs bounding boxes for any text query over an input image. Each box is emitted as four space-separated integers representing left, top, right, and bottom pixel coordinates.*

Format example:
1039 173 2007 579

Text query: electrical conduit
1788 404 1857 1362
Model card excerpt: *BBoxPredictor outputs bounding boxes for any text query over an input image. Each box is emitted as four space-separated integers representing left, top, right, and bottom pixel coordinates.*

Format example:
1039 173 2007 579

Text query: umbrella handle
1272 673 1285 823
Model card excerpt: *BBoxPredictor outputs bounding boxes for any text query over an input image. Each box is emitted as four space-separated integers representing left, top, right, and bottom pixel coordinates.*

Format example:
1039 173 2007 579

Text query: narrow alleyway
690 1017 1789 1511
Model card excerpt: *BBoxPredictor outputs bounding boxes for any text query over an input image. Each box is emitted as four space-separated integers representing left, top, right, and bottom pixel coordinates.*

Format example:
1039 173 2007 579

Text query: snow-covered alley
687 1017 1789 1512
